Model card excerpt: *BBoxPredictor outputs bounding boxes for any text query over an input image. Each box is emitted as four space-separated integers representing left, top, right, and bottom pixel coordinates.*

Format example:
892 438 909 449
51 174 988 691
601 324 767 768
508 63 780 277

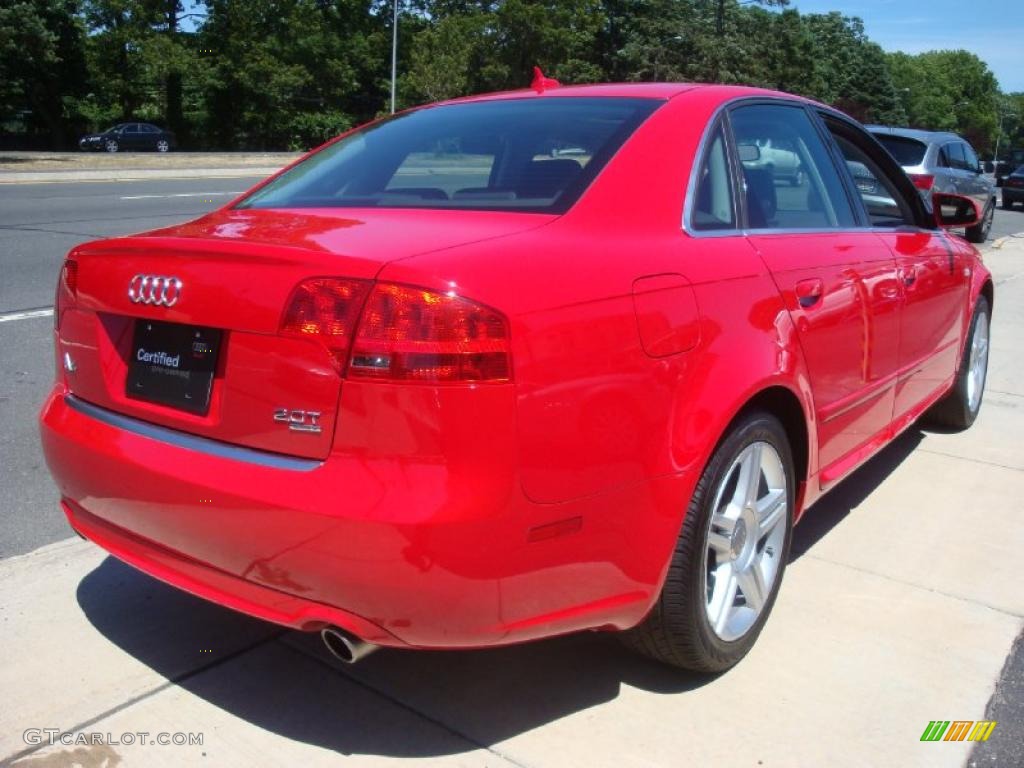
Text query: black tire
621 411 794 672
926 296 990 430
1002 196 1013 210
965 200 994 243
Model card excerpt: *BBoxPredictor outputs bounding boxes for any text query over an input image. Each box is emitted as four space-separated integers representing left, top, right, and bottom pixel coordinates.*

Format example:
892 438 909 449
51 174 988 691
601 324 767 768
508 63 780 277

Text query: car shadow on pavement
74 425 938 759
77 557 715 759
789 427 924 560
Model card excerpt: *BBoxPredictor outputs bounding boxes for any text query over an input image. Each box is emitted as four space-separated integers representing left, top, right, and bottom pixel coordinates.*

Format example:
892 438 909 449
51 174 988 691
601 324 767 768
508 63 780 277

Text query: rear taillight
349 283 511 383
909 173 934 191
54 258 78 330
279 278 372 373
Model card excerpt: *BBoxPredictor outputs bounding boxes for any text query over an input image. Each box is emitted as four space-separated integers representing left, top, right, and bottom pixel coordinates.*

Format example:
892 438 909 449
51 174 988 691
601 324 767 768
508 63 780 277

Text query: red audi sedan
40 83 993 672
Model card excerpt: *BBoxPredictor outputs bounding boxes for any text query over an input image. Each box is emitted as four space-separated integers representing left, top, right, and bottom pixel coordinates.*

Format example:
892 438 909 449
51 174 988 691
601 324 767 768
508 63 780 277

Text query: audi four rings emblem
128 275 183 307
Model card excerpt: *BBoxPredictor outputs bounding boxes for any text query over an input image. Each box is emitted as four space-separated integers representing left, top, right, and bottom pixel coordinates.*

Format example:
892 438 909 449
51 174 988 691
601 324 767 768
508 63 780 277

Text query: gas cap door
631 273 701 357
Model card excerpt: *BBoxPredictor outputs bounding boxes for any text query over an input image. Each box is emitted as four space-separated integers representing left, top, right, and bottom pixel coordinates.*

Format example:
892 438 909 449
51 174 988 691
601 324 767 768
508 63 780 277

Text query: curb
990 232 1024 250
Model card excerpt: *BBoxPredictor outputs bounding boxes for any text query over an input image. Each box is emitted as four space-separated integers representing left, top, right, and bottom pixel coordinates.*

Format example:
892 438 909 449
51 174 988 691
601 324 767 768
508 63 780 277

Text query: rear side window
690 124 736 231
874 135 927 166
238 98 662 214
730 103 856 230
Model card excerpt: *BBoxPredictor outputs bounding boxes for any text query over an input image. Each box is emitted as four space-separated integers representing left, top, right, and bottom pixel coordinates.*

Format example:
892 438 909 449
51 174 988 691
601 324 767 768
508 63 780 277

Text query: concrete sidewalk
2 239 1023 767
0 168 285 184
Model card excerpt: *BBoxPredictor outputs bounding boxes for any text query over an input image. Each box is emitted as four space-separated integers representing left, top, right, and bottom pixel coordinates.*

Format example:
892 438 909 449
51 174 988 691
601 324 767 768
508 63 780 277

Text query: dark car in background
993 150 1024 186
79 123 175 153
867 125 996 243
1002 166 1024 209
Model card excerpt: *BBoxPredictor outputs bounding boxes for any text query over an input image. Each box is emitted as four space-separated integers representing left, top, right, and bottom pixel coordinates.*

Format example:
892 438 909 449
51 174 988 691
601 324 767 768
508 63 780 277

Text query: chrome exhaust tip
320 627 379 664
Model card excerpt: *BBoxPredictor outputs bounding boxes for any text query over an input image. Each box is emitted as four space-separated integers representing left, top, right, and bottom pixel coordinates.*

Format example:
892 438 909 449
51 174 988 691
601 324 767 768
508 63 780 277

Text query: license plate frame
126 320 222 415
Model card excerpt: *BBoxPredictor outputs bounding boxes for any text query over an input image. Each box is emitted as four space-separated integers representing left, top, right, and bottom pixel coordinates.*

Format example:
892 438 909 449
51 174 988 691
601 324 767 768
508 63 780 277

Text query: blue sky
788 0 1024 92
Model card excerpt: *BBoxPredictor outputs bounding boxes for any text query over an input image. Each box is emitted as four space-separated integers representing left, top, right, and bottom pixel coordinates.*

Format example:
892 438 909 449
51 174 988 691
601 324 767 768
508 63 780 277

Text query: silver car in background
867 125 996 243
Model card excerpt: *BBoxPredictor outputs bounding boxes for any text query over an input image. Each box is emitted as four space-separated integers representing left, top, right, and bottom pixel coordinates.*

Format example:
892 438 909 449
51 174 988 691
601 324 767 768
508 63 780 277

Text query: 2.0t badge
273 408 322 434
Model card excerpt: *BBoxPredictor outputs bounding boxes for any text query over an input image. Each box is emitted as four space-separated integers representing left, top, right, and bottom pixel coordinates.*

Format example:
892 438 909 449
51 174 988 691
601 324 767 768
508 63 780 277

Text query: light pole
994 111 1017 166
898 87 911 124
390 0 398 114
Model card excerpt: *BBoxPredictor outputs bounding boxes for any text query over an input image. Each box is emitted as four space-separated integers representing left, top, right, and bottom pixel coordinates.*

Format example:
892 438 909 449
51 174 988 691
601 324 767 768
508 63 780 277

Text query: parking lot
1 173 1022 767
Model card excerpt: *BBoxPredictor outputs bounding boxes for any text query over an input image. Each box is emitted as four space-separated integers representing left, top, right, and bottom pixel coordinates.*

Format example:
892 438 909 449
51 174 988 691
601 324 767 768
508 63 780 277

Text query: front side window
238 98 662 213
831 134 914 227
730 103 856 230
962 142 980 172
943 142 967 170
690 124 736 231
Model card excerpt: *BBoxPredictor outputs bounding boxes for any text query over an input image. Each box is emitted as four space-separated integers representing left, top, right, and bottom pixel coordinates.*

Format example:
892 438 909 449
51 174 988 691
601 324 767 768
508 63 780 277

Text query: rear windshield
873 134 928 167
237 97 662 214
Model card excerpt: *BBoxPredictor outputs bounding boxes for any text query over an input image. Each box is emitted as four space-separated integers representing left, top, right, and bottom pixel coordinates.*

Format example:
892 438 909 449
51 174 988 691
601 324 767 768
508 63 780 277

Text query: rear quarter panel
378 91 817 512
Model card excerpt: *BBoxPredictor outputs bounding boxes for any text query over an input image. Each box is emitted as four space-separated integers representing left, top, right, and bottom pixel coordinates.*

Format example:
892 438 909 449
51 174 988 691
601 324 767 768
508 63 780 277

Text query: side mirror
738 143 761 163
933 192 981 228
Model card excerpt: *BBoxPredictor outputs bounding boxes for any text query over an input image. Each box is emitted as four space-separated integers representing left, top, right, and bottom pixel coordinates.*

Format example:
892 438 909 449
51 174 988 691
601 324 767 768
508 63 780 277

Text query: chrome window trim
683 96 865 238
682 100 738 238
65 394 322 472
742 226 930 237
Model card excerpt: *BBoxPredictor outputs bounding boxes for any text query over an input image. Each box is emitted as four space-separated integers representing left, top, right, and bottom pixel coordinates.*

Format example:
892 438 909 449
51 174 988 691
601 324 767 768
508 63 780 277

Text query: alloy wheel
967 308 989 412
703 441 788 642
157 140 169 152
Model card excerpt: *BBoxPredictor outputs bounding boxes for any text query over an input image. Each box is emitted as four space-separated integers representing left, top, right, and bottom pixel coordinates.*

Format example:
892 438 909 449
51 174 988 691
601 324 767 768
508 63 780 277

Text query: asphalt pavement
0 177 261 557
1 176 1023 766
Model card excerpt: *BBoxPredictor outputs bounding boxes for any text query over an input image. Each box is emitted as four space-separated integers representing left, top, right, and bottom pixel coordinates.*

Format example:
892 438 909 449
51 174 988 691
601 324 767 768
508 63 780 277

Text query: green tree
887 49 999 151
802 13 904 124
404 13 487 103
996 92 1024 160
0 0 88 146
81 0 160 122
200 0 388 150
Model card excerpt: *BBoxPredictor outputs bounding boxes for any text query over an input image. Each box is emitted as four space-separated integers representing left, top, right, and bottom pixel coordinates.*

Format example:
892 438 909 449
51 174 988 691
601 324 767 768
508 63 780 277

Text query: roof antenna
531 66 561 93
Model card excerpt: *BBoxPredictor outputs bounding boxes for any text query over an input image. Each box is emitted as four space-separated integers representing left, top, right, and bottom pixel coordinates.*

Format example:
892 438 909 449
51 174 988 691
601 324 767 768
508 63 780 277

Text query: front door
823 119 971 426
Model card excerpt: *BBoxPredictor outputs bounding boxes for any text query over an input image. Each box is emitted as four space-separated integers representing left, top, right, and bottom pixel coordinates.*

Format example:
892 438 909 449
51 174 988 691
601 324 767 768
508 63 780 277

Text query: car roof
437 82 823 107
866 125 963 144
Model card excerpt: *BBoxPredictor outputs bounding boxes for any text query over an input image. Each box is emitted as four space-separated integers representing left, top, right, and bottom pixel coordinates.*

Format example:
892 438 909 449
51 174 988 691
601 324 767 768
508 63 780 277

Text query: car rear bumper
62 496 402 643
40 387 681 648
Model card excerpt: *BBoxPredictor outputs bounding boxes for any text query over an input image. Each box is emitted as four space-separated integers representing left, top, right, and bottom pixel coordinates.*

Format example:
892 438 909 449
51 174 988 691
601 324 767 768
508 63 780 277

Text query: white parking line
0 308 54 323
119 191 242 200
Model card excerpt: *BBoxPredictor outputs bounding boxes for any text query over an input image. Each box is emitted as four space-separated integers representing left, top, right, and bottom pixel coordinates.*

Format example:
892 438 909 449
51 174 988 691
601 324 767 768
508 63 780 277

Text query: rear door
942 141 973 195
732 102 901 483
122 123 143 150
822 117 970 427
139 123 160 149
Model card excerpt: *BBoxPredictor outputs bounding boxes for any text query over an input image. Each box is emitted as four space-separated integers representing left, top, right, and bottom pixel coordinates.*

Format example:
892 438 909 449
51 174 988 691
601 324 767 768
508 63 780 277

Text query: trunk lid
59 207 552 460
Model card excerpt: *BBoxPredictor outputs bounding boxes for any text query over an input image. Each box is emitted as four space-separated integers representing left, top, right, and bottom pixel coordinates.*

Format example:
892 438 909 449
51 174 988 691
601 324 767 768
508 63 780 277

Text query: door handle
795 278 824 308
901 266 917 287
